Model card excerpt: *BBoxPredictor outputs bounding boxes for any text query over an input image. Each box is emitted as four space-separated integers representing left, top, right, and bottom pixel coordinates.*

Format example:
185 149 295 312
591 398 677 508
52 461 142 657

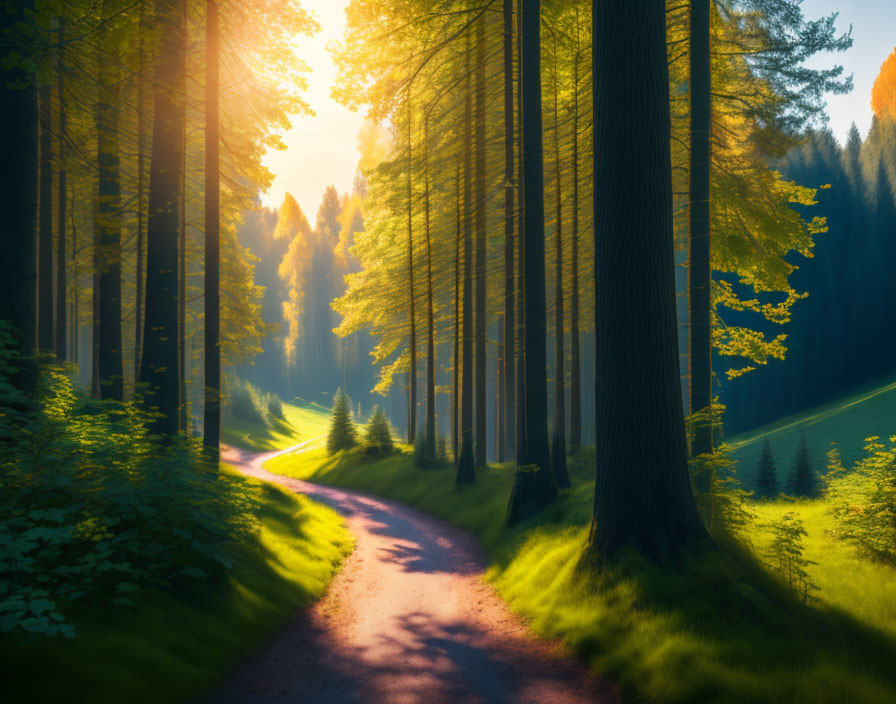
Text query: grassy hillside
266 442 896 704
730 372 896 489
222 398 333 452
0 467 353 703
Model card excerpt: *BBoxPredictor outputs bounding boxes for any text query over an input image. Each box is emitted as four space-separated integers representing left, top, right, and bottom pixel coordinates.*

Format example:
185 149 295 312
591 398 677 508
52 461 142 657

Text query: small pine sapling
327 388 357 454
764 511 819 603
787 431 818 497
755 437 779 499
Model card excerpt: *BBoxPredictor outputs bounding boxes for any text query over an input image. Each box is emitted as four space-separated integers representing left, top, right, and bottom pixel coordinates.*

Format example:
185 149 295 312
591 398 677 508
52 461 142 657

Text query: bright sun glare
260 0 365 219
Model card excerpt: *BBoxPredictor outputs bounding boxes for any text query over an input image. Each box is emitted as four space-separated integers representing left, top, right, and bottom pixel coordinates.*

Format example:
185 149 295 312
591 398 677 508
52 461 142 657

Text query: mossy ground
266 406 896 704
0 466 353 704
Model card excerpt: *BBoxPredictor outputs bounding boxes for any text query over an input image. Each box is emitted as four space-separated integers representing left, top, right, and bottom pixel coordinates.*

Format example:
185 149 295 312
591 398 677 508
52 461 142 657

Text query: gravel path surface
205 443 616 704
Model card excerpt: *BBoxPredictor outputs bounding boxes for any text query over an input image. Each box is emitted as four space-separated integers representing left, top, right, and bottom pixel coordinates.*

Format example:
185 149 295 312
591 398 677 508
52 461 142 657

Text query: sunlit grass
0 466 353 704
222 398 332 451
268 442 896 703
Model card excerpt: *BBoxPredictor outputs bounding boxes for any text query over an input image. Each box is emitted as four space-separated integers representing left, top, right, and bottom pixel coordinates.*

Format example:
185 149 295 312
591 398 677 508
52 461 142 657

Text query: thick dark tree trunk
140 0 186 435
424 118 436 463
38 84 54 352
689 0 713 490
551 37 570 488
96 14 124 401
587 0 710 563
474 14 487 468
203 0 221 459
55 26 67 361
456 36 476 485
509 0 555 521
406 95 417 444
502 0 516 462
0 2 38 367
568 39 582 455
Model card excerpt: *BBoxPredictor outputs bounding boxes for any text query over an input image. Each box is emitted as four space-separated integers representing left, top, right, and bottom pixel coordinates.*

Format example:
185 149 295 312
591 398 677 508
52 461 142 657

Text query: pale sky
260 0 896 216
259 0 363 220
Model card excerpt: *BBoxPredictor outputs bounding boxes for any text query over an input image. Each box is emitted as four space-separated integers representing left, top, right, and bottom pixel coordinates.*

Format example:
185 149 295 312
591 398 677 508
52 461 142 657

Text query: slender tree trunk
502 0 517 462
0 2 38 369
551 37 570 488
140 0 186 435
453 161 461 460
38 84 54 352
587 0 710 563
456 35 476 485
178 0 188 429
203 0 221 458
71 187 78 364
519 0 552 485
96 10 124 401
406 93 417 444
497 317 504 460
689 0 713 490
515 0 527 464
568 37 582 455
473 14 488 468
424 119 436 463
135 0 148 385
55 23 67 361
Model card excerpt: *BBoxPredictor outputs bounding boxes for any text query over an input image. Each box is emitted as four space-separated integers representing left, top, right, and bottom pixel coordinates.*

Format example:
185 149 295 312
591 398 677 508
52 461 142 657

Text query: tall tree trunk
502 0 516 462
140 0 186 435
203 0 221 458
96 10 124 401
689 0 713 490
587 0 710 563
71 186 78 364
519 0 553 486
406 93 417 444
135 0 148 384
568 34 582 455
514 0 527 464
55 23 67 361
178 0 188 429
456 35 476 485
424 118 436 463
497 317 504 460
474 13 487 468
453 161 461 460
38 84 54 352
0 2 38 370
551 37 570 488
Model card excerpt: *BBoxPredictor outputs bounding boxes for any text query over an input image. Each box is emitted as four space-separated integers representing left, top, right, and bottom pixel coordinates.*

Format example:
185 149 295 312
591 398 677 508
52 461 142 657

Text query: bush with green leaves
224 375 269 426
826 435 896 564
0 328 259 640
265 392 284 420
363 406 394 455
762 511 818 603
327 388 357 454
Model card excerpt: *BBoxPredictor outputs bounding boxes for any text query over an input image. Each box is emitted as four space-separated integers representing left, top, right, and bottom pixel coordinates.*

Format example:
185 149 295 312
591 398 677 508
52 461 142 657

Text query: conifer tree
788 431 818 497
327 388 357 454
756 437 779 499
364 405 393 455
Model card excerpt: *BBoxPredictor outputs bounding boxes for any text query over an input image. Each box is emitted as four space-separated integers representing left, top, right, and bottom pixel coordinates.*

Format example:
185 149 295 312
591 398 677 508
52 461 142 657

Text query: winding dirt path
206 443 616 704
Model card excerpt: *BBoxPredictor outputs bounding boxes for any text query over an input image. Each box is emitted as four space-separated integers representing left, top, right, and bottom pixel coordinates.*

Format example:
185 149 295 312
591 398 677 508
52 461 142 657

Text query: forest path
205 442 615 704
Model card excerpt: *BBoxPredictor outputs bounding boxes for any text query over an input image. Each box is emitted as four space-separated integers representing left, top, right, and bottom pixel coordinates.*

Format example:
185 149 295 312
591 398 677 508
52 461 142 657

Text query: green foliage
0 338 259 640
755 437 780 499
265 392 284 420
826 435 896 564
762 512 818 604
327 388 357 454
224 375 270 426
788 431 819 497
363 405 393 455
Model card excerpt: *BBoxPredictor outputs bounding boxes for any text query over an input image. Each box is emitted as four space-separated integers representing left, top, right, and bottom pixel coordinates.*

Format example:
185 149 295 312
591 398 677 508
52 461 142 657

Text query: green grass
730 372 896 487
266 445 896 704
222 399 332 452
0 466 353 704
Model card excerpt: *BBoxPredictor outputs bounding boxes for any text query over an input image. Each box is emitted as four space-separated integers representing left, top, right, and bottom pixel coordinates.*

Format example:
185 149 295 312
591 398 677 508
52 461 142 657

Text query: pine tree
363 405 393 455
755 437 779 499
788 432 818 497
327 388 357 454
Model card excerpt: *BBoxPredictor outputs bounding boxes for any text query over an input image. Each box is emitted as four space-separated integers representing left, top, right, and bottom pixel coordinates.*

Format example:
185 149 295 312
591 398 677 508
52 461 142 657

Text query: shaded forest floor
0 464 352 704
264 408 896 704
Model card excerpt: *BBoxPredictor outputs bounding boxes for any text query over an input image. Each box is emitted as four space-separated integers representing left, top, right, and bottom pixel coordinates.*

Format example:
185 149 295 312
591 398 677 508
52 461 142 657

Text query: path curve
205 443 616 704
